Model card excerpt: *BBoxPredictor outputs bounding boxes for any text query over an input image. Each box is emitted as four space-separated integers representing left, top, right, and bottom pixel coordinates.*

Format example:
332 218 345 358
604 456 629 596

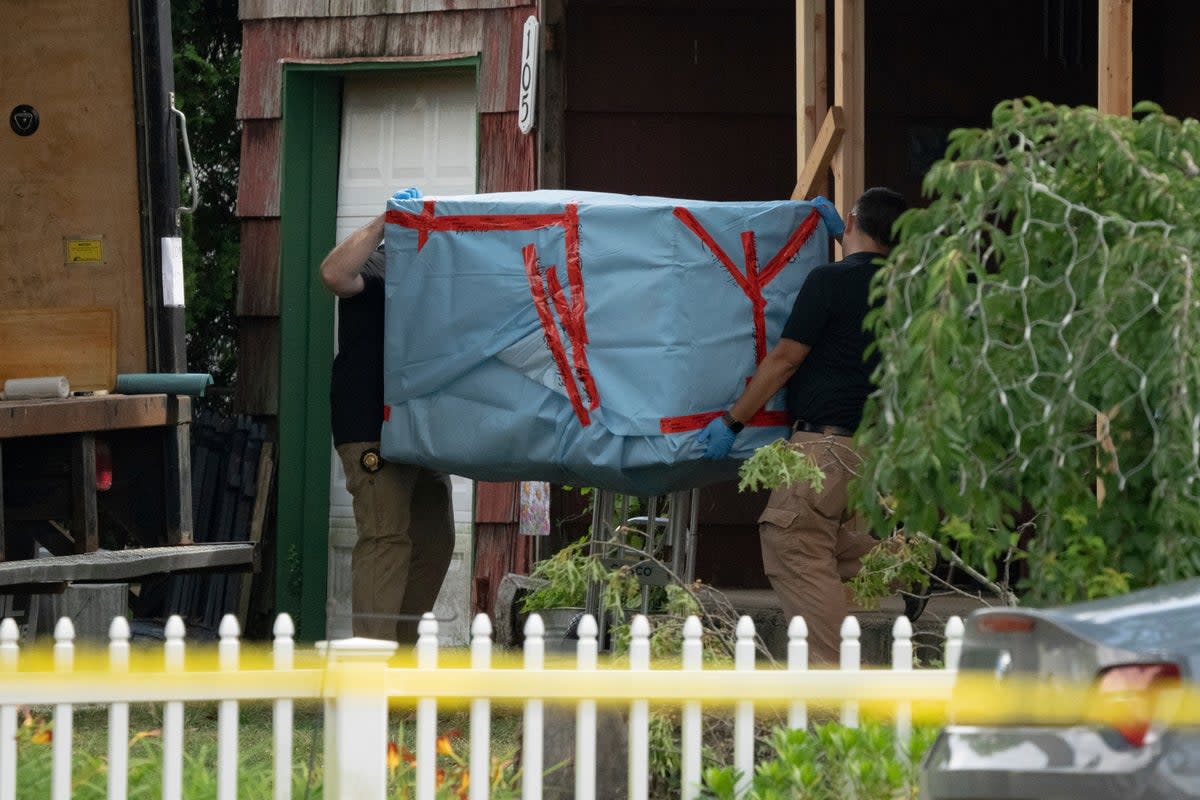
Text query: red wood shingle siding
236 219 281 317
236 119 282 219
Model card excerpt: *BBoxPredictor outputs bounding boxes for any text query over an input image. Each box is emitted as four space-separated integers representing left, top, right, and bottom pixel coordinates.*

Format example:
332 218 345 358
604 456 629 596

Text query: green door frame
276 57 480 640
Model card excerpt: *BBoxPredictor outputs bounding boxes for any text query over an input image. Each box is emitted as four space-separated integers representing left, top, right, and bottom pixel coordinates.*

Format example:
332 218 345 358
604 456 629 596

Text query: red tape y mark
522 244 591 426
660 207 822 435
544 265 594 413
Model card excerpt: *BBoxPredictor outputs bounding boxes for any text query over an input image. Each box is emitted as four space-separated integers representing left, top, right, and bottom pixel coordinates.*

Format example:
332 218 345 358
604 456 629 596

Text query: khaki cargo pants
337 442 455 644
758 430 878 664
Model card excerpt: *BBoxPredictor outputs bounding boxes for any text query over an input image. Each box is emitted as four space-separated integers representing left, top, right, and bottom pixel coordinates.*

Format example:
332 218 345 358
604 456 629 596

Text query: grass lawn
15 701 524 798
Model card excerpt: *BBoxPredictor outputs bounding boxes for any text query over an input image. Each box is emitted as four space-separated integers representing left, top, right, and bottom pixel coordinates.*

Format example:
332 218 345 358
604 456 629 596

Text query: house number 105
518 16 539 135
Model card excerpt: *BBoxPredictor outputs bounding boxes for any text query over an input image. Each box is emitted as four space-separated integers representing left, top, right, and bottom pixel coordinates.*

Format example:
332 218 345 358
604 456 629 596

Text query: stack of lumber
163 410 274 632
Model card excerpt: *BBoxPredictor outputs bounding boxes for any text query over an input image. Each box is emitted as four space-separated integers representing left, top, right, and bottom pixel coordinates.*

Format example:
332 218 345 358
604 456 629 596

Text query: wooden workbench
0 393 253 588
0 393 189 438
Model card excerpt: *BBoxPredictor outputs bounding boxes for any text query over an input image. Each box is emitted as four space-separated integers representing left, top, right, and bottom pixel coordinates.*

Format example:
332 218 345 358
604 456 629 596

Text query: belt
792 420 854 437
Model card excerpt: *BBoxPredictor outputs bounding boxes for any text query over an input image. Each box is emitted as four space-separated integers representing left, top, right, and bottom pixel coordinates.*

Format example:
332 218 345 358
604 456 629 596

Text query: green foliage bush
857 98 1200 604
701 721 937 800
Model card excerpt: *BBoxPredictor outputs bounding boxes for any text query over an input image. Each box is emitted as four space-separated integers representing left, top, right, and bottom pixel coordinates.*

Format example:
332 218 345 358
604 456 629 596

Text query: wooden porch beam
792 107 845 200
796 0 829 198
1098 0 1133 116
1096 0 1132 506
832 0 864 230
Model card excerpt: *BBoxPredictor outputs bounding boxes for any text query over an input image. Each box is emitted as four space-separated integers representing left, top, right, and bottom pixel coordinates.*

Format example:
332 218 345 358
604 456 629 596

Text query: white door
328 70 478 643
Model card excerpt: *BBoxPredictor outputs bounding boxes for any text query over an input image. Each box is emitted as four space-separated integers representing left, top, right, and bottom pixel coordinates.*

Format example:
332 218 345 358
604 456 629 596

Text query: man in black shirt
697 187 908 662
321 188 454 644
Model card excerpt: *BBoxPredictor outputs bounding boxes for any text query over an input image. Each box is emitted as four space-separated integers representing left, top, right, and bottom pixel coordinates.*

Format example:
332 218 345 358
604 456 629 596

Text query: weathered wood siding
235 219 280 317
241 0 528 19
472 480 528 615
235 1 536 416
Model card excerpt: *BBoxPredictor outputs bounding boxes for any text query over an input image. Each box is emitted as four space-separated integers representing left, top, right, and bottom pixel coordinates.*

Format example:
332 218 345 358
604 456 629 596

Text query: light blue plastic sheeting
381 190 830 495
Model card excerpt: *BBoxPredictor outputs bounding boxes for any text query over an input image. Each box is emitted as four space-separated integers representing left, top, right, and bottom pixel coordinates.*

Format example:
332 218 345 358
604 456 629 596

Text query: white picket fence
0 610 965 800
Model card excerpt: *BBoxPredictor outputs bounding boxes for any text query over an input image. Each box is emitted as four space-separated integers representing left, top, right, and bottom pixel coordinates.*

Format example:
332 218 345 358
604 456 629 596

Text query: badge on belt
360 447 383 473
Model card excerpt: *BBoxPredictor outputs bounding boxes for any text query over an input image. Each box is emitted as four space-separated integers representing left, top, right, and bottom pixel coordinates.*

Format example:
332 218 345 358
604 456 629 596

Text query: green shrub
701 721 937 800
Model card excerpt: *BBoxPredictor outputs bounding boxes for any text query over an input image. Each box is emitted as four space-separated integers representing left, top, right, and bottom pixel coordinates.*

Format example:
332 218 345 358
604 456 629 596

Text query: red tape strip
522 244 591 426
659 409 789 434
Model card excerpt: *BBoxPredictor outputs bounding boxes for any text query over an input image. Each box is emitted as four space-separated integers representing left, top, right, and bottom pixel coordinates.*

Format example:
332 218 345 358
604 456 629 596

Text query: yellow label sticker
66 238 104 264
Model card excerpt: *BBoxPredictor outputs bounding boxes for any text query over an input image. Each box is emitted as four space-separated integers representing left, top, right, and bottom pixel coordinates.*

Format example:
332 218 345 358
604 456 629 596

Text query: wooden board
0 542 255 588
0 307 116 392
0 0 147 376
833 0 864 231
0 394 187 439
1098 0 1133 116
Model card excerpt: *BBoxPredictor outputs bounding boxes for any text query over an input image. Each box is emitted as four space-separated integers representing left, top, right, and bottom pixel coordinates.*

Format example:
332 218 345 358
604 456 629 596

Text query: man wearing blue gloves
697 188 908 663
321 188 455 644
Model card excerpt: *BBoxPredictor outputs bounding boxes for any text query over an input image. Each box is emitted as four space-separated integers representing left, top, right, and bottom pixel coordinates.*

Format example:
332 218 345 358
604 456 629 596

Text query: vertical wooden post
1098 0 1133 116
833 0 865 228
0 442 6 563
796 0 828 198
165 396 194 546
70 434 99 554
538 0 567 189
1096 1 1132 505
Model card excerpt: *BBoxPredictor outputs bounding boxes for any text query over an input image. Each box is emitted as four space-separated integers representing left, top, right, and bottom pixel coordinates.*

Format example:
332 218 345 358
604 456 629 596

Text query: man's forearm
320 213 385 297
728 362 791 423
726 341 809 424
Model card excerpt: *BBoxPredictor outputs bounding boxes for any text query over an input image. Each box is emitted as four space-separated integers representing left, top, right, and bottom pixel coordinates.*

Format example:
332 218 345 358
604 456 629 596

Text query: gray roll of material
114 373 213 397
3 376 71 400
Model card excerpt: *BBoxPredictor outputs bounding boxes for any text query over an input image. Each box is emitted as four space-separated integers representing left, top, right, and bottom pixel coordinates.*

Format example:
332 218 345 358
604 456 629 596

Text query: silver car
922 579 1200 799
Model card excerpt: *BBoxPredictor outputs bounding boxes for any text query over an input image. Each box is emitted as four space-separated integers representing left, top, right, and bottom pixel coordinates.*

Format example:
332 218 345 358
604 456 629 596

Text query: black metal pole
131 0 185 373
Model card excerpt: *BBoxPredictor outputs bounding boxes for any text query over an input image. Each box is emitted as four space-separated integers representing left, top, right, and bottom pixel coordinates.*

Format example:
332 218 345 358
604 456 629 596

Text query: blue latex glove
697 416 737 460
391 186 422 202
811 195 844 239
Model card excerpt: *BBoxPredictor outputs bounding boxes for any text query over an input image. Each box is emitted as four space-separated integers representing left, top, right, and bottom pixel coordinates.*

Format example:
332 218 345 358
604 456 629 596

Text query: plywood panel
0 0 147 376
0 307 116 392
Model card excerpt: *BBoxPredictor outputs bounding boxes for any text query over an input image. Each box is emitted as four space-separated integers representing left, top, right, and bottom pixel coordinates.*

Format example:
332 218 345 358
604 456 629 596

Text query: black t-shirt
780 250 884 430
330 247 386 445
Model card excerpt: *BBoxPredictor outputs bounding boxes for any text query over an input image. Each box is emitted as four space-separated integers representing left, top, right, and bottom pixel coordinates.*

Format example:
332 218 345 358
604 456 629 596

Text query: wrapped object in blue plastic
381 190 830 495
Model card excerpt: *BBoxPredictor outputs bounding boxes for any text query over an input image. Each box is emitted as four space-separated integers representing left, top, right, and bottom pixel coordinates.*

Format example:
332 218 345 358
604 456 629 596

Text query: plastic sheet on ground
381 190 830 495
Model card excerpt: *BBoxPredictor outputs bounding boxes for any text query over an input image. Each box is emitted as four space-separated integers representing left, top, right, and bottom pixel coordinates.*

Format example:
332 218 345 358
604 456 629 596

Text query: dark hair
851 187 907 248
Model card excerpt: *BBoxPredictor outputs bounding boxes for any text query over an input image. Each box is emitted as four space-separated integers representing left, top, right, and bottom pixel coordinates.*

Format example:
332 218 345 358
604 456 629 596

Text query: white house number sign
518 16 539 134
